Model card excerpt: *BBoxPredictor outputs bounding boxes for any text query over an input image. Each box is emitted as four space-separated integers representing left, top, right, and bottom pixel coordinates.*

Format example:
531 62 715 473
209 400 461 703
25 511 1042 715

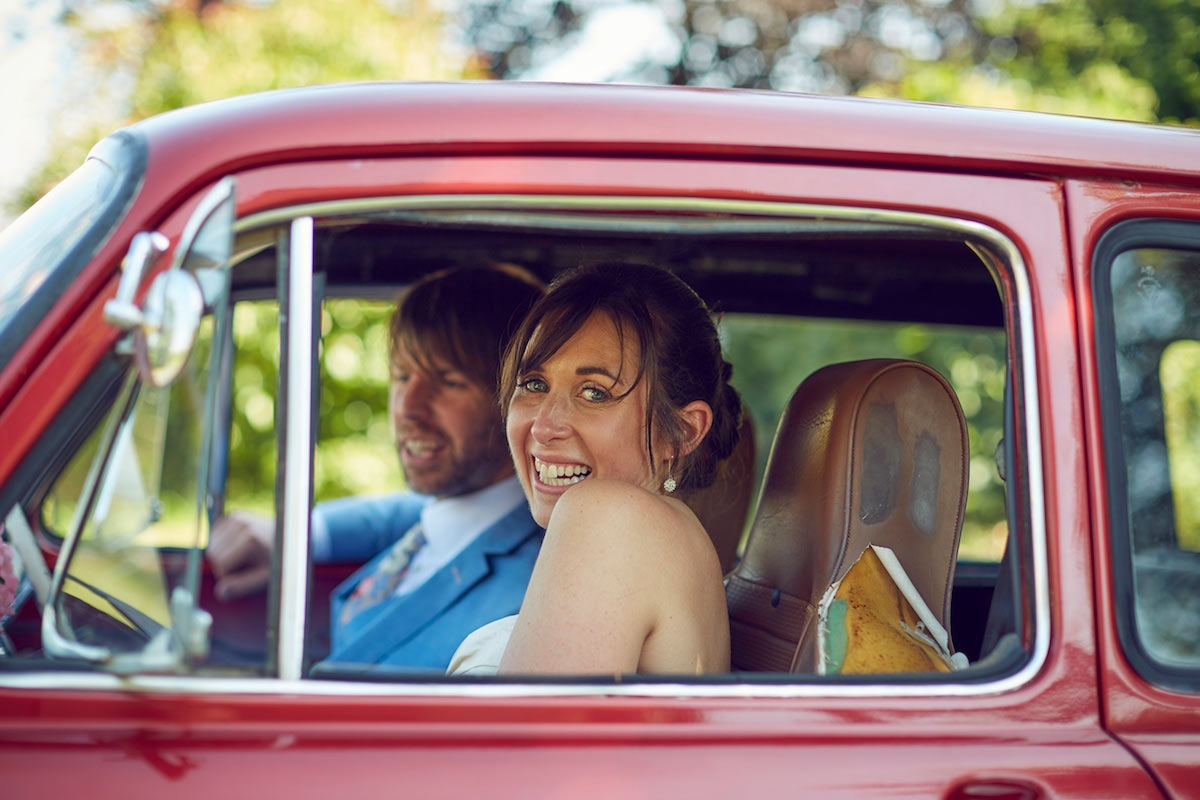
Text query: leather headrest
728 359 968 672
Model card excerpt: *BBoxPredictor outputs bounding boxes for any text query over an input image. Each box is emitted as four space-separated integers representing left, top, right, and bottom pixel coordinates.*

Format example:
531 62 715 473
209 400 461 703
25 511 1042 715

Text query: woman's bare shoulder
546 479 716 568
551 478 689 531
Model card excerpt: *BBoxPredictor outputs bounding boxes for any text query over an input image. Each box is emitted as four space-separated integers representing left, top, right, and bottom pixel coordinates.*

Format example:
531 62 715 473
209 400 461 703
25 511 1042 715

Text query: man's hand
207 511 275 601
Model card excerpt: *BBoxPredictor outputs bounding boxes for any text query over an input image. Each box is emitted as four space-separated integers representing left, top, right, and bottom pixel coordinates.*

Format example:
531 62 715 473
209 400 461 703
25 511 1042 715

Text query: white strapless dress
447 615 517 675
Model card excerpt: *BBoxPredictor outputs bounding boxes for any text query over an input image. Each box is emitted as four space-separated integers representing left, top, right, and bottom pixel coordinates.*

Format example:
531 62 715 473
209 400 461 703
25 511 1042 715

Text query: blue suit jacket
321 497 542 670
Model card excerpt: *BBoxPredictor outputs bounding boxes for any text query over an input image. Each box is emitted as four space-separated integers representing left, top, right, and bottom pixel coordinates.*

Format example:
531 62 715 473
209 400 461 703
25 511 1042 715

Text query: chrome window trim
277 217 315 681
7 194 1049 699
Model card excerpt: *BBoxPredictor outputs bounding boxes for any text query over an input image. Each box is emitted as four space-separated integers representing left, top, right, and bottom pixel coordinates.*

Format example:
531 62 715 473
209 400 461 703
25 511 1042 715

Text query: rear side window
1095 220 1200 689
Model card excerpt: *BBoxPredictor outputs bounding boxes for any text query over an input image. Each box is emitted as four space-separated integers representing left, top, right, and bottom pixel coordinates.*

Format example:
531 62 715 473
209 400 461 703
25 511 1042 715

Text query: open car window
239 198 1032 685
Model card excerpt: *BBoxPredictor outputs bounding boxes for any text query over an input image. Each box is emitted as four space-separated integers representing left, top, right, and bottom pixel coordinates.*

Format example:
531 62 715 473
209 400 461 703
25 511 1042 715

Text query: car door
225 152 1157 797
1073 177 1200 797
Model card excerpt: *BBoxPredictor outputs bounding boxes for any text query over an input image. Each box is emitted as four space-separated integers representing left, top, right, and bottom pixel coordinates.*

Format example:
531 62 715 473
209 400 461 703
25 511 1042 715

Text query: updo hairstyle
499 263 742 491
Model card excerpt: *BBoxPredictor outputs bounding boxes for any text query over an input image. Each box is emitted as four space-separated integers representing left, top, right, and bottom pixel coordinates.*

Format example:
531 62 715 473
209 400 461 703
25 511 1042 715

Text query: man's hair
390 264 545 396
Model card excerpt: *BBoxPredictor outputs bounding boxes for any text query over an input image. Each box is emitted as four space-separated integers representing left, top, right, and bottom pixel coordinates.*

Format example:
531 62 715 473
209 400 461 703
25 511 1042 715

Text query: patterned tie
339 522 427 625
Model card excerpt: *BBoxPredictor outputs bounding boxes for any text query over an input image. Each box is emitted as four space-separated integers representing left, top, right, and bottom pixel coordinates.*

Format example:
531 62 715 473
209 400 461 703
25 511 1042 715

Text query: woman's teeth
535 457 591 487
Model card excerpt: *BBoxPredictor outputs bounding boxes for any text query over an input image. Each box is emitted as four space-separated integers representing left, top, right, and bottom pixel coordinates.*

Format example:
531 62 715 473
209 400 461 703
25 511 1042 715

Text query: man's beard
400 421 510 497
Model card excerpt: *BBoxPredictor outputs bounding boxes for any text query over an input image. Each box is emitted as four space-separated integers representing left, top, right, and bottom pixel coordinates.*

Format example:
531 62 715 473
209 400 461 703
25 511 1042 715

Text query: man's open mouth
401 438 443 459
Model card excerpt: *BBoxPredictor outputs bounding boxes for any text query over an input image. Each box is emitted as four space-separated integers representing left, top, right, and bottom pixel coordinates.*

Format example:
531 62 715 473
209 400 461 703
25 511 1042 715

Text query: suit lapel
329 504 539 665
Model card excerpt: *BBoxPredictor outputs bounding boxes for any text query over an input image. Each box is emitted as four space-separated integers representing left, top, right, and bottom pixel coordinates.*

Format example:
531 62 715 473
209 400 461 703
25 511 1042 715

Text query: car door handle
945 779 1041 800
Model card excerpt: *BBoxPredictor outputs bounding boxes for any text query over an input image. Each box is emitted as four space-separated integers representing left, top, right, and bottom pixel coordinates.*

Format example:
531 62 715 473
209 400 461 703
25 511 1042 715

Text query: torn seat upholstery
726 359 968 673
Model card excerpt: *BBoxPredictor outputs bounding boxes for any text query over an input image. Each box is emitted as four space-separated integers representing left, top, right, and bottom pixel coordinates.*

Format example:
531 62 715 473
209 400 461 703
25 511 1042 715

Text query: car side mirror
104 177 235 387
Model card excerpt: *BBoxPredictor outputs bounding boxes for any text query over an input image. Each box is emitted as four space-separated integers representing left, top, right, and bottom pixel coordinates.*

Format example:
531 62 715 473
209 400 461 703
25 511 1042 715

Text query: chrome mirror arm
104 231 170 331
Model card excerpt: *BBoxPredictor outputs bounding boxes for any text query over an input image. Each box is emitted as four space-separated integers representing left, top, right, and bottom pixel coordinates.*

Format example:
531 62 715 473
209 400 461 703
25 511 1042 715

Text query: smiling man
208 264 546 670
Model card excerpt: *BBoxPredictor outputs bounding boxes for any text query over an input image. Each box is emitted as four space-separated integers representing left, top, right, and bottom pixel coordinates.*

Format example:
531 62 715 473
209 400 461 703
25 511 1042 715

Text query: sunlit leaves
226 298 402 510
15 0 481 212
129 0 480 114
460 0 1198 124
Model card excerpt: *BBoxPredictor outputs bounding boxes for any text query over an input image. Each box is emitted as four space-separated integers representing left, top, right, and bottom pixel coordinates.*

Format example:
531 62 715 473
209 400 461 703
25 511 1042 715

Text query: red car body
0 82 1198 798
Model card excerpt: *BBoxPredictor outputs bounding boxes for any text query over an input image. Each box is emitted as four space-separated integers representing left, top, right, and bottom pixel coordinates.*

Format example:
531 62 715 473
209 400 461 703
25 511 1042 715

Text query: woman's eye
519 377 548 393
581 386 610 403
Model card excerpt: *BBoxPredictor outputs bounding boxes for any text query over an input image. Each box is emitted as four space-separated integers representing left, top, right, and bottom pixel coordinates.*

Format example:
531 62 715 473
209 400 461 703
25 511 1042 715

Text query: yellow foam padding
834 547 952 674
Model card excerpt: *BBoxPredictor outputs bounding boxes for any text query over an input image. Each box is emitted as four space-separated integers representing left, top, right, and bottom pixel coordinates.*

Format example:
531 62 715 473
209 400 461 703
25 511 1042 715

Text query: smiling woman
447 263 741 676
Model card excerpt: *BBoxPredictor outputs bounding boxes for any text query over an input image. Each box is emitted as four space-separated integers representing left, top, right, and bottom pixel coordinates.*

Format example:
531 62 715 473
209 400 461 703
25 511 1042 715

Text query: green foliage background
225 299 403 516
15 0 483 209
17 0 1200 563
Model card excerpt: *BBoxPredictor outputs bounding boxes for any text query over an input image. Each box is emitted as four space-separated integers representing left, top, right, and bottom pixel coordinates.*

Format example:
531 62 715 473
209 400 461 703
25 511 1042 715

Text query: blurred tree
15 0 482 210
227 298 402 511
455 0 1198 124
868 0 1195 123
983 0 1200 124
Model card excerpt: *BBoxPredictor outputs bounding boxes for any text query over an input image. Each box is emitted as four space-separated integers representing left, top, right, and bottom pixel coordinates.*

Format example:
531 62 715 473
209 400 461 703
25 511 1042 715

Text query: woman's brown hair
499 263 742 491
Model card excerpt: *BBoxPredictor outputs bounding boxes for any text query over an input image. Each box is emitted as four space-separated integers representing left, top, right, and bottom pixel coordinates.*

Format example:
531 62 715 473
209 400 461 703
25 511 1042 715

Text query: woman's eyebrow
576 365 621 382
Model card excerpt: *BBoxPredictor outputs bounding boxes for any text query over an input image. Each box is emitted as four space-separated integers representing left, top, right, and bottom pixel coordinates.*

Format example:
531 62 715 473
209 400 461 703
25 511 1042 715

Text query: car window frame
249 192 1050 697
0 190 1049 701
1092 216 1200 693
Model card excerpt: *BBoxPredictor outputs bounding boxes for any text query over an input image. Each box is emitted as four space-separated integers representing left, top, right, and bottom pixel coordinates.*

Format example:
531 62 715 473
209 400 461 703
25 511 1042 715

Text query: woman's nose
530 392 571 442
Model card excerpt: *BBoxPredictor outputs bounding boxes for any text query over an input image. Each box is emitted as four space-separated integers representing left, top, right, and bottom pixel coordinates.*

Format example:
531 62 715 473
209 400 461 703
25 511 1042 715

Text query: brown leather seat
726 359 968 673
688 414 756 574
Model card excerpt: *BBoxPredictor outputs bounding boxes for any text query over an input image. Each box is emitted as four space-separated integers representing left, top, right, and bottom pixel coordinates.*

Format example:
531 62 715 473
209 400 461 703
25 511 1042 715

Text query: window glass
48 312 216 659
1108 244 1200 671
221 297 399 514
721 315 1008 562
207 209 1019 681
44 319 215 549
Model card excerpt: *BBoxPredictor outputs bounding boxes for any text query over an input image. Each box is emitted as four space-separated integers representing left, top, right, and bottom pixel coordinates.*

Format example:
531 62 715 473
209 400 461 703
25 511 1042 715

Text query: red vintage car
0 82 1198 798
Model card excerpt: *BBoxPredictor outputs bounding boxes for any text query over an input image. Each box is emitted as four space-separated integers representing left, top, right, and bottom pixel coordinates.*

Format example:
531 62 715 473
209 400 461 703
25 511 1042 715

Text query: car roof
127 81 1200 188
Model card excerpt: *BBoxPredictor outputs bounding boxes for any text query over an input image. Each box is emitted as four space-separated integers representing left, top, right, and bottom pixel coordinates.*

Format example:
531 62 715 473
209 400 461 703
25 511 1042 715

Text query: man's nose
394 374 436 420
530 391 571 443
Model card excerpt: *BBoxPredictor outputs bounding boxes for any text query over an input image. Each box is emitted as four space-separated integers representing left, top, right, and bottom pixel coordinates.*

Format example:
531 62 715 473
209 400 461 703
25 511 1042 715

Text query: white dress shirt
392 475 527 597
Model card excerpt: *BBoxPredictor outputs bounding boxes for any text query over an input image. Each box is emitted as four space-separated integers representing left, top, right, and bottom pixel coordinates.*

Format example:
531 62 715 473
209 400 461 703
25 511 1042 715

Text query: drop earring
662 475 677 493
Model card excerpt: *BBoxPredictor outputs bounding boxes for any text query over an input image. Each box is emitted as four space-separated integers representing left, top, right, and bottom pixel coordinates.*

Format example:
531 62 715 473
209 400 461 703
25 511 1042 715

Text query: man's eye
519 377 548 393
581 386 610 403
392 373 410 385
443 376 469 390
